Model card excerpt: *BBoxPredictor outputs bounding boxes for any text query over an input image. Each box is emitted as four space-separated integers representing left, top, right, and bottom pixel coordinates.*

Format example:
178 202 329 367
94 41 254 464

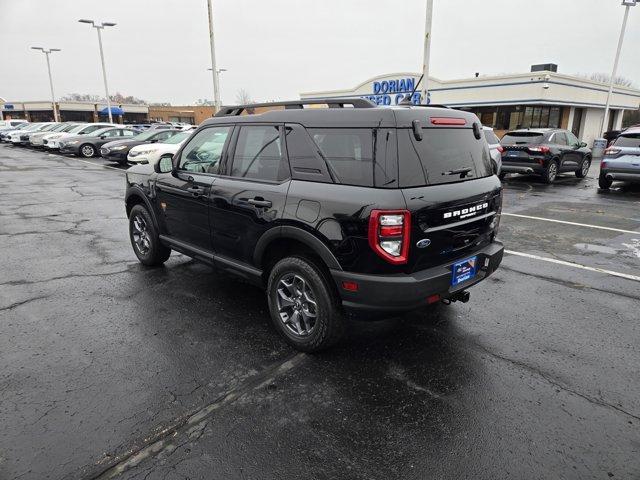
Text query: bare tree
575 73 635 87
235 89 253 105
60 92 148 104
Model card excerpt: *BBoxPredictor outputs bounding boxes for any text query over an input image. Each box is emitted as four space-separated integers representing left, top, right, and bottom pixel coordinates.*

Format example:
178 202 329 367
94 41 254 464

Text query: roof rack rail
214 97 376 117
399 103 450 109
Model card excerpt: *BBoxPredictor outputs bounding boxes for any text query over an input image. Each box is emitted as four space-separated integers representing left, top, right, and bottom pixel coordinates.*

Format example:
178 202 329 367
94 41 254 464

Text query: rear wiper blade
442 167 472 177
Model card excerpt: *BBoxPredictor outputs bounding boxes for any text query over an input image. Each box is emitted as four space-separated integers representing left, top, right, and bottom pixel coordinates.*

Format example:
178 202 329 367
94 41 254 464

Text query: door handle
187 186 205 196
248 198 272 208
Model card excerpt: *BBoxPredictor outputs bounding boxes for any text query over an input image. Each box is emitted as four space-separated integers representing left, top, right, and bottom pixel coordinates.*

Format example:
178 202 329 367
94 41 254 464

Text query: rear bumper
501 163 542 174
601 170 640 182
330 241 504 313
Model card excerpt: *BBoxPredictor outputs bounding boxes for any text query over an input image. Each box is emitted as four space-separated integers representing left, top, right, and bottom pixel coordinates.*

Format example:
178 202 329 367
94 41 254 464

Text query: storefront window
467 105 563 130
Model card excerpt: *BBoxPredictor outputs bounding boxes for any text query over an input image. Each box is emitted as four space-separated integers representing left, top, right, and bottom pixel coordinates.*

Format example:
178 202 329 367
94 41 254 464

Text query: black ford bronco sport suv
125 98 504 352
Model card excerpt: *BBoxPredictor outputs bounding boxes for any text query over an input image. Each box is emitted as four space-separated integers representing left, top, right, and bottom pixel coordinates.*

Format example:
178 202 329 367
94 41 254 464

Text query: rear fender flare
254 226 343 271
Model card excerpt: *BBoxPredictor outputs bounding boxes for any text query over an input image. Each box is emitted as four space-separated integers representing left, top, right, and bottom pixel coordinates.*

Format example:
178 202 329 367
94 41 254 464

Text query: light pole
207 67 226 105
78 19 117 123
420 0 434 105
31 47 61 122
601 0 636 134
206 0 221 111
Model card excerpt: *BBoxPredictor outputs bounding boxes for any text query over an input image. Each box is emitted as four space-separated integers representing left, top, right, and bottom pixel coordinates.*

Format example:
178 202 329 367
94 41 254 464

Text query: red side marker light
430 117 466 126
342 281 359 292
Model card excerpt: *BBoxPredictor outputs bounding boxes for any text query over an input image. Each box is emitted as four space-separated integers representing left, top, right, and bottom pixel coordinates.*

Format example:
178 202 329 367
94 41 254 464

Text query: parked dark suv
500 128 591 183
124 99 504 351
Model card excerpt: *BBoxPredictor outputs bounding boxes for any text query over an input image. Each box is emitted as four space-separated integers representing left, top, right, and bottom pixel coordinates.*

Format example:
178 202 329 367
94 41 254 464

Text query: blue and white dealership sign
363 77 428 106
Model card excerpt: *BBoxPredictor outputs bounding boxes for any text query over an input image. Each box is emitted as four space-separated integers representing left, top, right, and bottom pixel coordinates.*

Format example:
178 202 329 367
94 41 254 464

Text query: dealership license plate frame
451 256 478 286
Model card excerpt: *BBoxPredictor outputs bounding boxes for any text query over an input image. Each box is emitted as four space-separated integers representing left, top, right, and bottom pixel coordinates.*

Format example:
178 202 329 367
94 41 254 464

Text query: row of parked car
0 120 194 167
484 124 640 189
2 118 639 190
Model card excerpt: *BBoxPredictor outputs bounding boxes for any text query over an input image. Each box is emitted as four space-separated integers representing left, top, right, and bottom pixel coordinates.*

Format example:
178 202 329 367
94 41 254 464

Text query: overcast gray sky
1 0 639 105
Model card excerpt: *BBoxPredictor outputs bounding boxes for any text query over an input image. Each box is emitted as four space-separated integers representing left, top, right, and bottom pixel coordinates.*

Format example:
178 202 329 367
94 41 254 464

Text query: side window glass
84 126 100 134
156 131 172 141
308 128 374 187
231 126 289 182
566 131 579 146
284 124 332 183
553 132 567 145
122 130 136 137
179 126 231 174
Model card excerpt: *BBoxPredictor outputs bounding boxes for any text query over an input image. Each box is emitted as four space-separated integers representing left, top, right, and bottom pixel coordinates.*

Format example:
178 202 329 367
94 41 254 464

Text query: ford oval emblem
416 238 431 248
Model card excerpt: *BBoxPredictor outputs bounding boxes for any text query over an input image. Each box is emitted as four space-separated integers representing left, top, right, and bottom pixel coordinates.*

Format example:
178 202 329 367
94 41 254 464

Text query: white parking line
502 212 639 235
505 249 640 282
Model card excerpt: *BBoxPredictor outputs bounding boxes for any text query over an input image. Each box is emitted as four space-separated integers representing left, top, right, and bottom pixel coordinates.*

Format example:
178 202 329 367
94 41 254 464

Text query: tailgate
402 176 502 272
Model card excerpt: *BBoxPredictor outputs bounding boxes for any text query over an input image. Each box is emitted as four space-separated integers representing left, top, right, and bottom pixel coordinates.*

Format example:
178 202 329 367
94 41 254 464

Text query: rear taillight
497 146 504 153
600 161 608 169
368 210 411 265
528 146 550 154
604 147 620 156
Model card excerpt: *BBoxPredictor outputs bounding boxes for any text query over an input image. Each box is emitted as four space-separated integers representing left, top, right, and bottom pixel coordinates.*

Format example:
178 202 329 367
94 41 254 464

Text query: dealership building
300 65 640 145
0 100 149 124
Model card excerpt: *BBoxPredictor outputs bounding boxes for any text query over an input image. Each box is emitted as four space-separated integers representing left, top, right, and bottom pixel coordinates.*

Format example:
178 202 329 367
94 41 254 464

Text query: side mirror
99 135 106 139
580 141 587 148
149 139 158 143
155 155 174 174
79 132 86 135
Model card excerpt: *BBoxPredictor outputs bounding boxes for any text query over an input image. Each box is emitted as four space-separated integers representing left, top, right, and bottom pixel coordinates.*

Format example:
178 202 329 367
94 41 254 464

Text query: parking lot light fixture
31 46 61 122
601 0 636 135
78 19 117 123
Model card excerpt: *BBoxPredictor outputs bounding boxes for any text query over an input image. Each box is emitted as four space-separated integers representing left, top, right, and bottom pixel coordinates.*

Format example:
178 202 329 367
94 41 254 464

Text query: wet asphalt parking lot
1 144 639 480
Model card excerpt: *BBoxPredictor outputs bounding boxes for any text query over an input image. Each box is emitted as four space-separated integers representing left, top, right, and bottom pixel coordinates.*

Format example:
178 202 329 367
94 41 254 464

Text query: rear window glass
502 132 544 145
398 128 493 187
613 134 640 148
308 128 374 187
483 130 500 145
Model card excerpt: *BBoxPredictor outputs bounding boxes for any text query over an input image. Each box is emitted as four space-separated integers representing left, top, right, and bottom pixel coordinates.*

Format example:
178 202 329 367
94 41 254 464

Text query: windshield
61 124 80 132
68 124 88 134
164 131 190 144
483 129 500 145
613 134 640 148
398 128 493 187
133 130 164 141
47 124 68 132
502 132 545 145
88 127 113 137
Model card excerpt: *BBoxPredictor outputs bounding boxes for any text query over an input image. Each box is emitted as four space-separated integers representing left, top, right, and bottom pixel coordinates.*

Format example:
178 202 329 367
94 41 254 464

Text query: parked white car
8 122 55 144
44 122 115 149
0 122 31 141
127 130 192 165
483 126 503 175
0 119 28 129
32 123 84 147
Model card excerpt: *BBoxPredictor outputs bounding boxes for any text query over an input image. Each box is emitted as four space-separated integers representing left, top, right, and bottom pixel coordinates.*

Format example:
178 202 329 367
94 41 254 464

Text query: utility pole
206 0 221 111
31 47 61 122
79 19 117 123
601 0 636 134
420 0 434 105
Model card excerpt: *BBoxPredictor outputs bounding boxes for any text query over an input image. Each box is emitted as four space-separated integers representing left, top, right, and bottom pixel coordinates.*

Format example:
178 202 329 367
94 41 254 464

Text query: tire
598 173 612 190
79 143 96 158
542 159 558 184
575 157 591 178
128 204 171 266
267 256 345 352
